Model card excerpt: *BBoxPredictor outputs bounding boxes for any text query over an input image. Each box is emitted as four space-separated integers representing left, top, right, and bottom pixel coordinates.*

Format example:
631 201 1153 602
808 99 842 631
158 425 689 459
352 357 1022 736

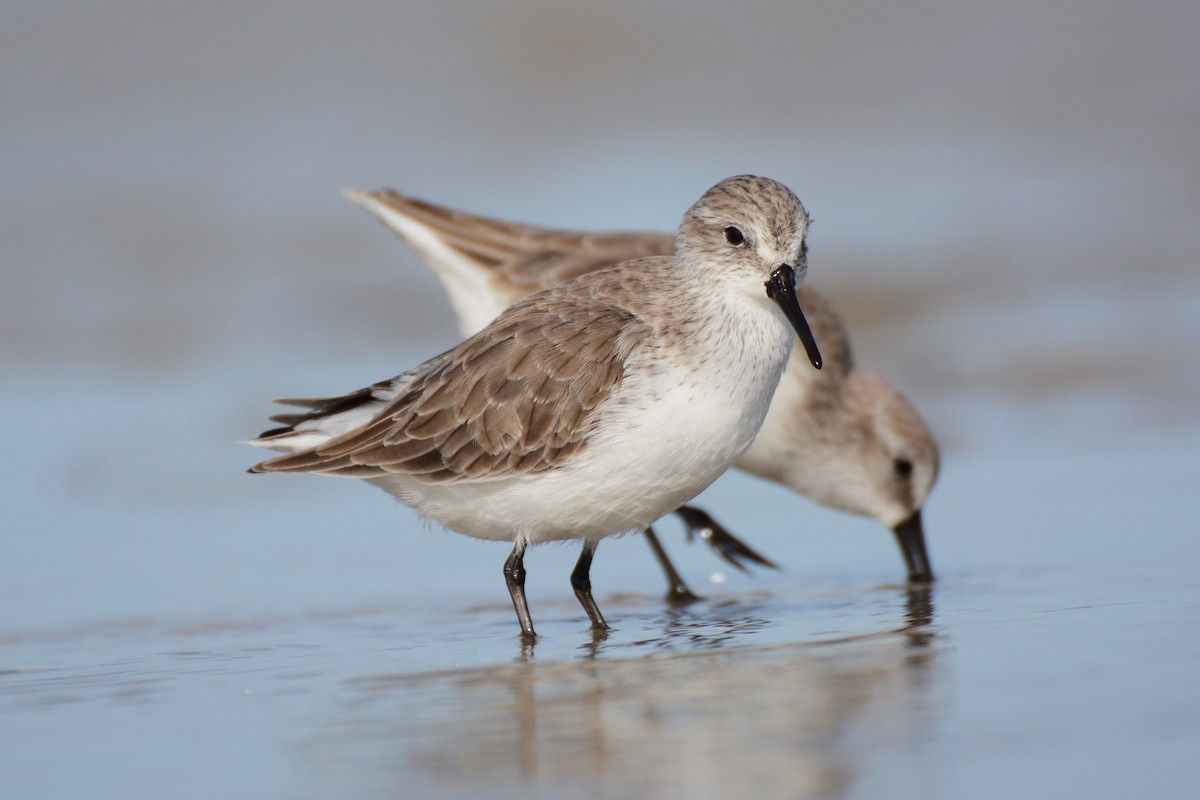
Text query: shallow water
4 1 1200 798
4 360 1197 798
6 563 1198 799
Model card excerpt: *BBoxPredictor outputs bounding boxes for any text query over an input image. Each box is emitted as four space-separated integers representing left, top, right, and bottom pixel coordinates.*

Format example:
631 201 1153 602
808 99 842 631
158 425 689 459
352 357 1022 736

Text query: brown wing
504 230 675 289
354 189 676 292
251 289 651 483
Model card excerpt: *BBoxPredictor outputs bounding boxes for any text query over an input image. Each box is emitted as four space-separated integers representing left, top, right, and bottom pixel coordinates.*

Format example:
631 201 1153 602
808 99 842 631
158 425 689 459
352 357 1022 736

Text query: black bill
892 509 935 584
765 265 822 370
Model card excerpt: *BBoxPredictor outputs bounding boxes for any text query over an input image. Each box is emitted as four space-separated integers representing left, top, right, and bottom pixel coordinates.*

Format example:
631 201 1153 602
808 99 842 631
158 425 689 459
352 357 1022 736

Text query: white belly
369 304 795 545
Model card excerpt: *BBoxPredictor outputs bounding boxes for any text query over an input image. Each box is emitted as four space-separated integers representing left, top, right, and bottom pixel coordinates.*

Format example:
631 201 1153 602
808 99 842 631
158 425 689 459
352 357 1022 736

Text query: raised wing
349 189 676 292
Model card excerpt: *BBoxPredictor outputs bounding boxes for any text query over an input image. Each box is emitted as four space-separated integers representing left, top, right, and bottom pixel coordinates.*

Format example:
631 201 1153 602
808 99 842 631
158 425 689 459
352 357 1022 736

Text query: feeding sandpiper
248 175 823 638
334 185 940 591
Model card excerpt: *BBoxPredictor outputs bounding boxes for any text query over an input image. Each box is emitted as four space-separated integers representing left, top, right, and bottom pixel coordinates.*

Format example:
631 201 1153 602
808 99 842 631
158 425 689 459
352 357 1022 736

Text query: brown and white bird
248 175 824 638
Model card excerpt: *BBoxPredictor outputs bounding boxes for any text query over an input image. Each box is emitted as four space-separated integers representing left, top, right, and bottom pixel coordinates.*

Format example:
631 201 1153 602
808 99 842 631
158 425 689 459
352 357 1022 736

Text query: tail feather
245 377 405 458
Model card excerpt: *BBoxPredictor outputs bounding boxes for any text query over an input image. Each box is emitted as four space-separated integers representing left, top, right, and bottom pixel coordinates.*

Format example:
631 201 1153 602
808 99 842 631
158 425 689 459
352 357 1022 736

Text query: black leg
643 526 702 605
571 541 610 631
674 505 780 572
504 540 537 640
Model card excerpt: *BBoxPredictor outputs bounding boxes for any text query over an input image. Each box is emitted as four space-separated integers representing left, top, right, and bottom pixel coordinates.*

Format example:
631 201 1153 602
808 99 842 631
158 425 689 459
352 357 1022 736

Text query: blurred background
3 2 1198 799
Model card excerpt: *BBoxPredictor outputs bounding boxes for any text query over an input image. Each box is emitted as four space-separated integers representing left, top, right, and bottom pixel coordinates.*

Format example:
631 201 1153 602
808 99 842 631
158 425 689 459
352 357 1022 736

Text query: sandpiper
337 187 940 588
249 175 823 638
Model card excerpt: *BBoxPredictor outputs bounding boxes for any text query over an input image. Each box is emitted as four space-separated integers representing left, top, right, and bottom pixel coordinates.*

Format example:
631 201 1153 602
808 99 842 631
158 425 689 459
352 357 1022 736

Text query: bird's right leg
504 539 536 640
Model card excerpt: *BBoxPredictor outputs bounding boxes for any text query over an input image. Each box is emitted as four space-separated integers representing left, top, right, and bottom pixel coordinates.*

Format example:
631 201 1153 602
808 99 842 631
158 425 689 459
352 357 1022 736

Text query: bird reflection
323 589 941 799
903 586 936 647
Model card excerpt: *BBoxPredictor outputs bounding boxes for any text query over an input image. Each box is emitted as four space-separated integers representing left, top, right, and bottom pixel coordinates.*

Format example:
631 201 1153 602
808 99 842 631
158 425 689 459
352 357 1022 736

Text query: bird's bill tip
892 510 935 584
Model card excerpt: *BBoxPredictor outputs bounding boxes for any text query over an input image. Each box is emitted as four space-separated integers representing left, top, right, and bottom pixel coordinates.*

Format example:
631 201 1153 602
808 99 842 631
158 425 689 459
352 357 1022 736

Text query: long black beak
892 509 935 584
765 265 822 369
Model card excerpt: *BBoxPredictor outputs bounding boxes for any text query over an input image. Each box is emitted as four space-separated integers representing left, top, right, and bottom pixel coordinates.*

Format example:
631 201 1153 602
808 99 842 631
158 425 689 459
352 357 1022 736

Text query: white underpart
736 349 810 482
250 273 796 545
370 287 795 544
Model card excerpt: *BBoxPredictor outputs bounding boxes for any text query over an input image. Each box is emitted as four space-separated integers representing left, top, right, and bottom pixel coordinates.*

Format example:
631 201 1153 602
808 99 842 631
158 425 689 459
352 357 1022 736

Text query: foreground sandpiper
337 186 941 589
249 175 823 638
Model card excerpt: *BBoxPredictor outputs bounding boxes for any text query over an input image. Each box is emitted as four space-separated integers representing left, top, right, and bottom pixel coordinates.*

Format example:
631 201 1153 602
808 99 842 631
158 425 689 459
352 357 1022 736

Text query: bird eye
724 226 744 246
893 458 914 478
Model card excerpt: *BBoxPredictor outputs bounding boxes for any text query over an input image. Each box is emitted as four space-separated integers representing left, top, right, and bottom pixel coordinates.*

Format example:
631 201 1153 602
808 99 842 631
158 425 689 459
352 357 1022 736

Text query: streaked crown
676 175 811 281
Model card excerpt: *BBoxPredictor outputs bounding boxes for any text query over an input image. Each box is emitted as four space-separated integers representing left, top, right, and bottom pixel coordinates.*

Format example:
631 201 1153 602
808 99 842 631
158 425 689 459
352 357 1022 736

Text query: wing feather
350 188 675 293
251 286 651 483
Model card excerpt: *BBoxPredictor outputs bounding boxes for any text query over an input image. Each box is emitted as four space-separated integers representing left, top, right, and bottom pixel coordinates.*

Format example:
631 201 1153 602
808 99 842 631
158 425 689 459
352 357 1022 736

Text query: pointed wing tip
344 186 404 212
342 186 372 204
